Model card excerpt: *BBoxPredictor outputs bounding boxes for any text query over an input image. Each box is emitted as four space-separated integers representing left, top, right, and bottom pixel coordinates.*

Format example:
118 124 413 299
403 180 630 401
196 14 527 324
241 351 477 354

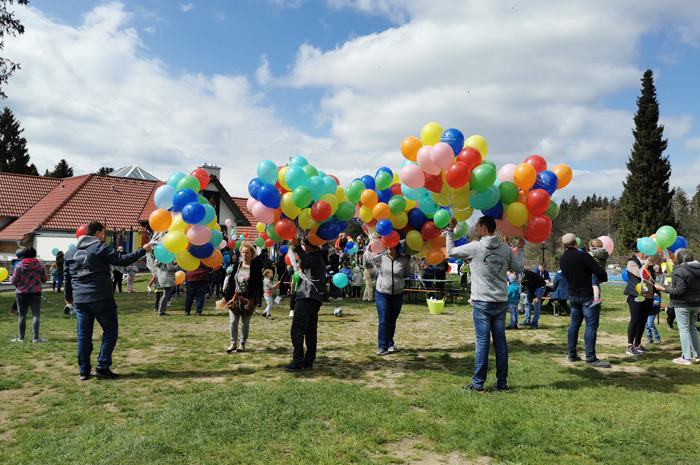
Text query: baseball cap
562 233 577 246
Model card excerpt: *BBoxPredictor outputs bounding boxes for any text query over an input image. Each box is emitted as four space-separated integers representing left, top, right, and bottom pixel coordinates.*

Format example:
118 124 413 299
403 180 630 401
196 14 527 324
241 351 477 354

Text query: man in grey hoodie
64 221 152 380
446 215 525 392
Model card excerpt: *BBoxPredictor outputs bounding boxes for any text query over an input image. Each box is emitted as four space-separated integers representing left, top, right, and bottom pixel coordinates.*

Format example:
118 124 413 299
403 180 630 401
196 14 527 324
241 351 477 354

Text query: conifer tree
0 106 37 174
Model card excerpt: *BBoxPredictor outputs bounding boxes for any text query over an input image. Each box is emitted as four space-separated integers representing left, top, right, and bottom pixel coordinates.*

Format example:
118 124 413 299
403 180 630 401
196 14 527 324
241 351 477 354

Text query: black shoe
491 383 508 392
568 355 583 362
184 312 191 316
79 372 92 381
303 364 314 371
95 368 120 379
462 383 484 393
282 363 304 372
585 359 611 368
505 326 513 330
158 312 170 317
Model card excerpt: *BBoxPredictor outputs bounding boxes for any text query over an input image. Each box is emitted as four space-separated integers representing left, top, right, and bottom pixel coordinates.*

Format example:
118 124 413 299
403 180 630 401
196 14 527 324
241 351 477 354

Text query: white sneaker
289 310 294 317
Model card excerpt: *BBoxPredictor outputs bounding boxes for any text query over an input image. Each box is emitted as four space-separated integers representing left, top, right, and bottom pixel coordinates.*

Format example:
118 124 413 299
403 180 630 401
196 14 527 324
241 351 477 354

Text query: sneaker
11 338 24 342
585 359 611 368
462 383 485 393
693 357 700 363
157 312 170 317
94 368 120 379
666 323 674 330
376 349 389 356
289 310 294 317
626 345 640 356
491 383 508 392
568 355 583 362
79 372 92 381
167 301 172 306
387 346 400 353
226 345 237 354
238 345 245 352
635 345 651 353
32 338 47 343
282 363 304 372
654 338 661 344
672 357 692 366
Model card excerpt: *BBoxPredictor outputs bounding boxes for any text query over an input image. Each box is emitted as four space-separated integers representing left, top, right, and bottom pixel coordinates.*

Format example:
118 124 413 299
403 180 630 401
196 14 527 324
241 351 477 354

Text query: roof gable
0 172 61 217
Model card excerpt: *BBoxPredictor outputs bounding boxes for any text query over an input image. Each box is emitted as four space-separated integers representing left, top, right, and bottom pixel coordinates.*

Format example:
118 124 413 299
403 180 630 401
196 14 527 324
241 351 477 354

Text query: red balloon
285 253 292 266
227 238 236 249
421 221 439 241
524 155 547 173
275 219 297 240
456 147 482 170
524 214 552 243
424 172 443 193
311 200 332 222
445 161 471 188
76 224 87 239
190 168 210 190
496 219 523 238
390 184 403 196
327 174 340 185
381 230 400 248
264 238 274 247
525 189 551 214
243 232 249 238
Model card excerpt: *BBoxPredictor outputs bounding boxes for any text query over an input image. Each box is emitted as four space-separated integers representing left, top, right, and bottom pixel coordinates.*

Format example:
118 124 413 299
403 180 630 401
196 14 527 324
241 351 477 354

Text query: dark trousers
185 281 207 315
627 296 652 345
290 298 321 368
113 271 123 293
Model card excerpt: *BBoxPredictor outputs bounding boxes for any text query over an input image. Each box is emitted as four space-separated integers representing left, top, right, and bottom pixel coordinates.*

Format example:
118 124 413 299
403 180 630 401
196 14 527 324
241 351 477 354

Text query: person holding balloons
622 245 656 356
364 241 413 356
153 258 179 317
446 216 525 392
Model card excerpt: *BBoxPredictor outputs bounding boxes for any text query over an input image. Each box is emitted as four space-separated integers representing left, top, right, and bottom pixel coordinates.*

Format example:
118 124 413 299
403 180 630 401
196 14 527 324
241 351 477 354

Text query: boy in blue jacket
507 273 520 330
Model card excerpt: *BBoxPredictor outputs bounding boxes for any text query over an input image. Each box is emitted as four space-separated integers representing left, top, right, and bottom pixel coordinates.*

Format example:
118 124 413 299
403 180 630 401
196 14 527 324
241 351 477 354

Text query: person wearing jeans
184 262 211 316
446 215 525 392
11 247 48 343
521 269 546 329
559 233 610 367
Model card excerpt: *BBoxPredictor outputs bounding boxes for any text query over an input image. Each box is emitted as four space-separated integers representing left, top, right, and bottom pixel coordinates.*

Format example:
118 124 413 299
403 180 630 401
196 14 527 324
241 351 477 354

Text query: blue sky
5 1 700 202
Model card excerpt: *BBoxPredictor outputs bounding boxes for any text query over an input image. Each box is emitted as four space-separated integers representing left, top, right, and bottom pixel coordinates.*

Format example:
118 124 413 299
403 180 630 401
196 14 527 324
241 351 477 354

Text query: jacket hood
683 261 700 277
76 235 101 250
480 235 504 249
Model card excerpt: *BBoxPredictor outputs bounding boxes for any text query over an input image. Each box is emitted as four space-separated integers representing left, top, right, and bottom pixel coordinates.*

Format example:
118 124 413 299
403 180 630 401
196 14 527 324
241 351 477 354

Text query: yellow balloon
505 202 528 227
453 207 473 222
169 214 186 232
421 122 444 146
280 192 300 219
635 283 643 294
464 135 488 158
0 267 8 281
359 205 374 223
404 198 416 211
389 212 408 230
207 217 219 229
320 193 339 214
256 222 266 233
453 186 471 211
432 189 450 207
278 166 290 191
298 208 316 229
419 240 432 258
334 185 346 204
163 231 189 253
405 230 424 252
176 251 200 271
392 172 401 185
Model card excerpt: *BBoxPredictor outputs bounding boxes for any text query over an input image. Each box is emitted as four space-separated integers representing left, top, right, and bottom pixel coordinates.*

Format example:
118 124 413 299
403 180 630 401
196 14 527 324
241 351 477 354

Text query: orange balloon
513 163 537 191
149 209 172 232
202 249 223 268
431 235 446 249
551 164 572 189
401 136 423 162
361 189 379 209
308 231 326 247
373 202 390 221
174 270 186 285
426 248 445 266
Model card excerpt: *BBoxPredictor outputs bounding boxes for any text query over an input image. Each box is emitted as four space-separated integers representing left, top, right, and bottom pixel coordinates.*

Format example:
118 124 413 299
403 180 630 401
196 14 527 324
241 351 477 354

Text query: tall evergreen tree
45 158 73 178
0 106 37 174
0 1 29 99
617 69 673 250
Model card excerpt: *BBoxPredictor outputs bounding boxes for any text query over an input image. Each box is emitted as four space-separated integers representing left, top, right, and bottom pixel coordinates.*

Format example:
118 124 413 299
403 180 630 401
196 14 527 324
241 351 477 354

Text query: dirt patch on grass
382 436 491 464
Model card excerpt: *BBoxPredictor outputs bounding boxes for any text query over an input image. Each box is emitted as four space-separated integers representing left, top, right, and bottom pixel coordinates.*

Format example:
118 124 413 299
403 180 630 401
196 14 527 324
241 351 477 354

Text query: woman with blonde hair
223 241 262 353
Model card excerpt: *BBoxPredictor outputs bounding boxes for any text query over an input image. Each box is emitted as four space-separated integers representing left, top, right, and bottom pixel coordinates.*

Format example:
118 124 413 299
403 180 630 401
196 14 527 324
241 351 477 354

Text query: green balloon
292 186 313 208
345 180 365 204
481 160 497 170
543 200 559 221
335 201 356 221
454 221 468 239
177 175 201 193
655 225 677 249
433 209 451 229
469 165 497 191
469 185 500 210
388 195 406 214
375 172 393 191
266 223 282 242
302 164 319 179
419 196 439 216
255 237 264 247
498 181 519 205
197 195 208 205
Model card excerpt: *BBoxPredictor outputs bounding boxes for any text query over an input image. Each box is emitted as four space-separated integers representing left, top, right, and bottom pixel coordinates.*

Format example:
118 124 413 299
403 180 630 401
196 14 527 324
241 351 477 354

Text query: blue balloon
482 201 504 220
455 237 468 247
407 208 427 230
377 188 392 204
317 220 348 241
258 183 281 209
289 155 308 167
189 242 214 259
375 167 393 178
332 273 349 288
248 178 263 200
154 184 176 210
307 176 325 201
440 128 465 155
376 219 393 237
323 176 337 195
360 175 376 190
669 236 688 253
257 160 278 185
182 202 206 224
172 188 198 212
621 269 628 282
280 245 288 254
533 170 559 195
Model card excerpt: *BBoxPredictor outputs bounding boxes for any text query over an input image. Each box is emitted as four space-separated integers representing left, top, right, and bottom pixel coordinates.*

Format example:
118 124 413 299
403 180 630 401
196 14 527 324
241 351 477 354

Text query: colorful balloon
524 155 547 173
469 164 497 191
400 164 425 189
149 209 172 232
440 128 465 155
513 163 537 191
401 136 423 162
551 164 572 189
417 145 441 175
525 189 551 214
421 122 443 146
431 142 456 169
464 135 488 158
655 225 677 250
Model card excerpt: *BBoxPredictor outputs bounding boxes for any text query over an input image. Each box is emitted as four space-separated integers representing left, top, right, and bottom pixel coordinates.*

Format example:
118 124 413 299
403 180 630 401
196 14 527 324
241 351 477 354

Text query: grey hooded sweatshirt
446 231 524 303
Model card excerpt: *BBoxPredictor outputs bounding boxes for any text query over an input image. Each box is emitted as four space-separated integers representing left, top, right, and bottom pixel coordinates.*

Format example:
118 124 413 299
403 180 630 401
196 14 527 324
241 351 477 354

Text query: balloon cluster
147 168 225 271
636 225 686 256
247 156 351 247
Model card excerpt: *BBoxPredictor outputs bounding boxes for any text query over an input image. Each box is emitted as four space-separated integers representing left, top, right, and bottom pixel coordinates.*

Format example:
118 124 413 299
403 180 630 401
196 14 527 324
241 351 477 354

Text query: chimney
200 163 221 179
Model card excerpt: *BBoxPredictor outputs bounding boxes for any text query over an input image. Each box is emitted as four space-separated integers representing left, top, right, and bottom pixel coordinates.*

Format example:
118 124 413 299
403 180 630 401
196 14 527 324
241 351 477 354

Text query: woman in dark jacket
655 248 700 365
623 247 655 356
224 241 263 353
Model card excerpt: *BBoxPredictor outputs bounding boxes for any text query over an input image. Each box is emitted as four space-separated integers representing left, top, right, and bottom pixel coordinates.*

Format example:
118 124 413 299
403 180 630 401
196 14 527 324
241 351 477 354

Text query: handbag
228 292 256 316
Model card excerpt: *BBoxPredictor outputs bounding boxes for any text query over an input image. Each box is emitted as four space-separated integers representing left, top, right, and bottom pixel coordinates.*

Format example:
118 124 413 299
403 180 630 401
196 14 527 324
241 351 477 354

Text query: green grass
1 279 699 464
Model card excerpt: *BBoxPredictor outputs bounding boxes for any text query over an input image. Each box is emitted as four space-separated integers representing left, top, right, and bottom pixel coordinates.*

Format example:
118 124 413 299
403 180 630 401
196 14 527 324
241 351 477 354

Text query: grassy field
1 278 699 465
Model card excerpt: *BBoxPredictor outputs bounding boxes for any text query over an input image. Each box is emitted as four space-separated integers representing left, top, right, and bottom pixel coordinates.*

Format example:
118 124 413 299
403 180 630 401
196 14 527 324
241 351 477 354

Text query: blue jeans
645 314 660 341
472 301 508 390
676 307 700 360
507 302 519 328
75 298 119 374
568 296 600 362
375 292 403 350
16 293 42 341
185 281 207 314
523 287 545 327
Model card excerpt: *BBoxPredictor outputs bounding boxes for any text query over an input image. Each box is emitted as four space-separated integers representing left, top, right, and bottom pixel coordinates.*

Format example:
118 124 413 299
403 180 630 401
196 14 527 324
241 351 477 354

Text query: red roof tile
0 173 60 216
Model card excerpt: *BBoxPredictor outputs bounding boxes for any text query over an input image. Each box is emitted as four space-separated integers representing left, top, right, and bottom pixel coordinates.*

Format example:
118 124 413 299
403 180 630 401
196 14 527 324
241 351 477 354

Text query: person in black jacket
622 246 656 356
520 269 547 329
224 241 263 353
283 235 326 371
559 233 610 368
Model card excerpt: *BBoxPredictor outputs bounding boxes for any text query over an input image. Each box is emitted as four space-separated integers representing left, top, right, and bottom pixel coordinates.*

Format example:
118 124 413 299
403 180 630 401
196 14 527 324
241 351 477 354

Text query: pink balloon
400 163 426 189
599 235 614 255
225 219 232 227
219 240 227 249
430 142 455 170
246 197 256 213
354 203 361 218
498 163 517 183
251 201 275 223
187 225 212 246
416 145 441 175
369 238 385 253
496 219 524 238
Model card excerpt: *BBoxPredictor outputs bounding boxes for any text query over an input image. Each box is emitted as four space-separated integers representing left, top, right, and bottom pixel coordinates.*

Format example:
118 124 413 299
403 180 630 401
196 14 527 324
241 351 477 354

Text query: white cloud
255 54 272 86
179 3 194 13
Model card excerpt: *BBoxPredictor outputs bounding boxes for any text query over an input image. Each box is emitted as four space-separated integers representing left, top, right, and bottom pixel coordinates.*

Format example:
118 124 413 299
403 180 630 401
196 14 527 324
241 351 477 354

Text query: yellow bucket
426 298 445 315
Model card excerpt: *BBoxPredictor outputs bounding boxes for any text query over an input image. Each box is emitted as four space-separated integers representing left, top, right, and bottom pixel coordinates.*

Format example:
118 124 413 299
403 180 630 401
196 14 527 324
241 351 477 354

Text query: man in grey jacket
446 215 525 392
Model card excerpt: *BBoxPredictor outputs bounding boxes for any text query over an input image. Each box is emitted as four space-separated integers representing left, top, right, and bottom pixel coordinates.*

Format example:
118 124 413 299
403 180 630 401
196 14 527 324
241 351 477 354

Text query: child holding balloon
588 238 609 305
262 269 277 319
